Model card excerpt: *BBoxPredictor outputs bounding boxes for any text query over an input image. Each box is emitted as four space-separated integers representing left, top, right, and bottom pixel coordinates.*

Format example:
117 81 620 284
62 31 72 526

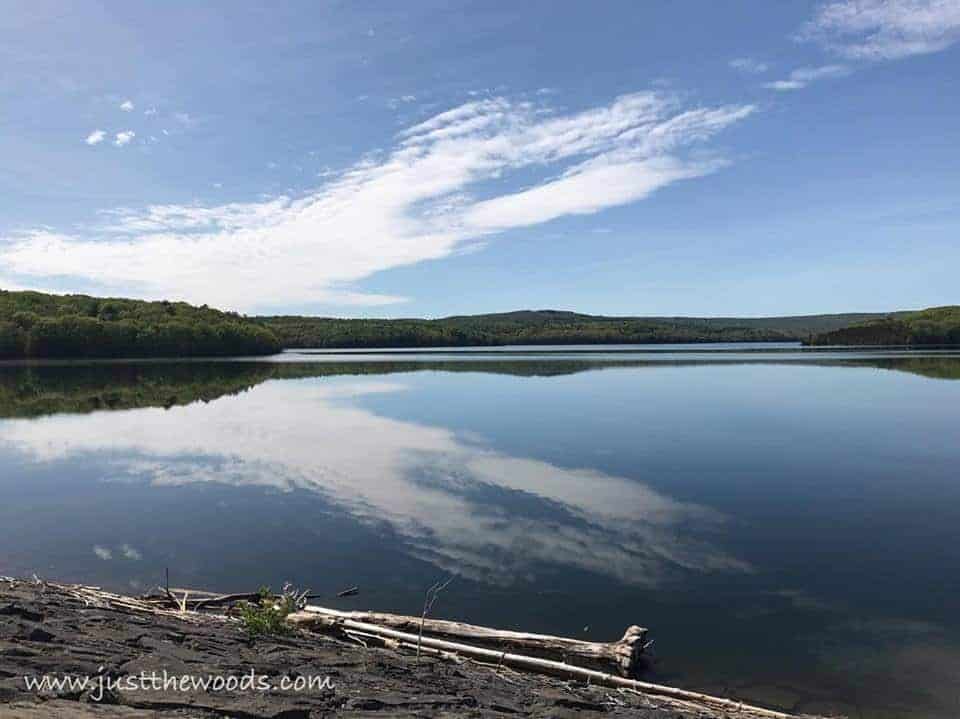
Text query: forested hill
3 289 939 356
806 306 960 346
0 290 280 358
259 309 903 349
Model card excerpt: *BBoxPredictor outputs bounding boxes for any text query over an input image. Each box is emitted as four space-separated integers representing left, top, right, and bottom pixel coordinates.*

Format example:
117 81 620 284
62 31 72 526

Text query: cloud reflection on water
0 378 748 586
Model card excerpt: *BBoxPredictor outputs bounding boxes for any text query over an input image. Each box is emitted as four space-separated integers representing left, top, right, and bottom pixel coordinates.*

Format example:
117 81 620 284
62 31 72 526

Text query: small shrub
238 584 305 638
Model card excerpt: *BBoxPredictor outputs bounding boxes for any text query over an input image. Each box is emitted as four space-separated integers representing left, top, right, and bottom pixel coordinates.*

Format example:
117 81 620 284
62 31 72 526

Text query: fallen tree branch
141 587 358 611
298 604 646 676
287 612 801 719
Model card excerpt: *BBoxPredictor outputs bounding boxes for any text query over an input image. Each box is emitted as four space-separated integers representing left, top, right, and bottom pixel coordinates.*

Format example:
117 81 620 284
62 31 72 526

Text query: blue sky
1 1 958 317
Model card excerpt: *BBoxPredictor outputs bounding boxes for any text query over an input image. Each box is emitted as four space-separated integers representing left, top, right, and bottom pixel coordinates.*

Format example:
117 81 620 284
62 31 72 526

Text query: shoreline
0 577 823 718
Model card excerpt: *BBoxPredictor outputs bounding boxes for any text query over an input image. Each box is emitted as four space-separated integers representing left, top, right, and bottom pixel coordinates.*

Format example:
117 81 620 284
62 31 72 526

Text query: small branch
418 575 454 660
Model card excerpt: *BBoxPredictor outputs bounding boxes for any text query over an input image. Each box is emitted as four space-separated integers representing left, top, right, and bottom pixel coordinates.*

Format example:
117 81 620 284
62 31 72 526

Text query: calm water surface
2 347 959 717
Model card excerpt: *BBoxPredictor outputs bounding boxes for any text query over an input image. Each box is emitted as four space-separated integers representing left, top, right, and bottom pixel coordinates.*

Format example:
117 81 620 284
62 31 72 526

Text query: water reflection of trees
0 363 273 418
1 356 958 418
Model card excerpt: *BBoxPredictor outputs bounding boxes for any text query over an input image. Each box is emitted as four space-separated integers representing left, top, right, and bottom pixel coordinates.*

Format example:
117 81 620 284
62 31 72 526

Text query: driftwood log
287 612 800 719
296 604 646 676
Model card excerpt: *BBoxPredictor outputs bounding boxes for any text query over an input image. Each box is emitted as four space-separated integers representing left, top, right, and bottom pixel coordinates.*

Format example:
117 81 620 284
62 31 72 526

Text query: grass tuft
238 584 305 638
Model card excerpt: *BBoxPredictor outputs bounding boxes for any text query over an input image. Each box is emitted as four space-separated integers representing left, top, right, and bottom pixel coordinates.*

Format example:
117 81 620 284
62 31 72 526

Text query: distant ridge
258 309 917 349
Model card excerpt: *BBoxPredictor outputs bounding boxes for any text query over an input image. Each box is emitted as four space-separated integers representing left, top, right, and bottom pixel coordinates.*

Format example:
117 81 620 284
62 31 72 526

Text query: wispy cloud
120 99 135 112
387 94 419 109
764 64 851 90
729 57 770 74
1 92 753 311
113 130 136 147
801 0 960 60
85 129 106 146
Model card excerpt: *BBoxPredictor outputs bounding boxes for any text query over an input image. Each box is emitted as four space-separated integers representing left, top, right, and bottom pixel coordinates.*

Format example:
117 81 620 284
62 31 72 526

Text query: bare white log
300 604 646 675
287 612 802 719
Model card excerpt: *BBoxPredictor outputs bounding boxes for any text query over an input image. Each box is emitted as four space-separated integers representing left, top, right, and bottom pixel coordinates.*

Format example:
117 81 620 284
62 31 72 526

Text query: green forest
3 288 957 357
257 309 898 348
806 306 960 346
0 290 281 359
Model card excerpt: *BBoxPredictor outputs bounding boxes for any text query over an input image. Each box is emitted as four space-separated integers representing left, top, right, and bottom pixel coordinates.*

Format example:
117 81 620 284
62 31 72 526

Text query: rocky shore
0 578 817 718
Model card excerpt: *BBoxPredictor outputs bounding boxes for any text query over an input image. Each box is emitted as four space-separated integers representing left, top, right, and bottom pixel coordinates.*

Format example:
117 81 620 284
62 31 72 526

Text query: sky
1 0 958 318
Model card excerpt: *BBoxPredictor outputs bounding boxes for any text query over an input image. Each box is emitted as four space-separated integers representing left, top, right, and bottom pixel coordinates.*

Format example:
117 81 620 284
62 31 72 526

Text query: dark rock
18 625 56 643
0 602 44 622
0 579 762 719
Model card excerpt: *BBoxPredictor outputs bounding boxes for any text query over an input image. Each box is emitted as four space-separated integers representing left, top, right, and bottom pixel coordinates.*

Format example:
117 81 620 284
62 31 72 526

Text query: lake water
2 346 959 717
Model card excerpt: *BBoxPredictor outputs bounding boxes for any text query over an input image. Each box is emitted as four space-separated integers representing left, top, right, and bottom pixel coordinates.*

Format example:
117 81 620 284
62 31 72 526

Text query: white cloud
0 92 753 311
801 0 960 60
463 156 718 231
85 129 106 145
120 99 135 112
763 64 851 90
387 94 418 109
113 130 136 147
729 57 770 74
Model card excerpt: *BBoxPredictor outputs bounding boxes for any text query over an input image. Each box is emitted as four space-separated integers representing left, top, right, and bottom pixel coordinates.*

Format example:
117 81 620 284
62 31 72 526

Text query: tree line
258 309 921 349
258 313 796 349
806 306 960 346
5 289 955 356
0 290 280 359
